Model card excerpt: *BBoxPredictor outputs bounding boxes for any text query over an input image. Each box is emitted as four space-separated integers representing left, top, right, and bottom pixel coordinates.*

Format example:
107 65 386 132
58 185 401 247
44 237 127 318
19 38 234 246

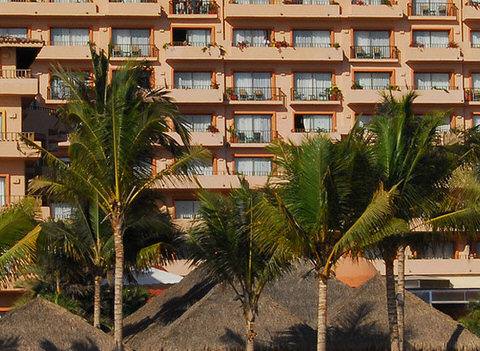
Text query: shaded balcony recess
111 44 158 58
169 0 218 14
351 45 399 59
291 87 336 101
225 87 284 101
230 130 276 143
408 1 457 16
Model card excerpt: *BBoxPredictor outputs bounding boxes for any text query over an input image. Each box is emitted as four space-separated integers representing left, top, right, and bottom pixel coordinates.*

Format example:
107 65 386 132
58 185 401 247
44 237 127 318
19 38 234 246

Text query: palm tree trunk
244 307 256 351
112 211 124 351
385 253 400 351
93 275 101 329
317 276 328 351
397 245 406 351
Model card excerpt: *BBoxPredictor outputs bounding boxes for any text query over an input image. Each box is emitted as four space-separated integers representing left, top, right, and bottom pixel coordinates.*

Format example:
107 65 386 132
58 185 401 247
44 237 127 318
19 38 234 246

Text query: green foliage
460 303 480 337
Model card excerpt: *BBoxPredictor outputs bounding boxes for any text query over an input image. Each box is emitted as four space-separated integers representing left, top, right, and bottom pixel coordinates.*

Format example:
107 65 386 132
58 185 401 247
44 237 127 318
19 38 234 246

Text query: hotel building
2 0 480 305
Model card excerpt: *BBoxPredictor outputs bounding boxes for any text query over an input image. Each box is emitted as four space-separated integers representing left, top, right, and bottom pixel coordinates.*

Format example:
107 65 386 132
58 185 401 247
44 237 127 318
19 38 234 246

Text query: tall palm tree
256 135 407 351
24 45 206 349
366 91 454 351
189 183 289 351
0 198 41 287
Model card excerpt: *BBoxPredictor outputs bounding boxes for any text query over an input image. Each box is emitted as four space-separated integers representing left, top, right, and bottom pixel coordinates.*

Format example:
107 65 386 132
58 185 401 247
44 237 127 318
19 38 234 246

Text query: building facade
2 0 480 294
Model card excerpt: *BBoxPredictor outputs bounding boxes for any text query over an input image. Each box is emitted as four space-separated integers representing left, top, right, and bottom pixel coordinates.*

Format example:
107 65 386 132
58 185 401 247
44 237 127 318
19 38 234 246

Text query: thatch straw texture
0 298 118 351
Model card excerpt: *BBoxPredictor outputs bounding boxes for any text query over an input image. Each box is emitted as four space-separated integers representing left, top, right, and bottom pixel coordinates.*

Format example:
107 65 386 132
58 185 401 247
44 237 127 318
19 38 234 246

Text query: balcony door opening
172 28 211 47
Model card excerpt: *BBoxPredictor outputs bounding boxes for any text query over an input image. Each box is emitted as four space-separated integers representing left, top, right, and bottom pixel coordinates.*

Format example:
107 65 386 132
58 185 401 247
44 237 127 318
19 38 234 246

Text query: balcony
167 87 223 103
345 0 403 18
168 0 218 17
0 132 41 158
465 89 480 104
287 130 341 144
224 0 341 18
407 2 457 18
165 44 223 61
165 130 224 146
413 87 464 104
46 86 69 104
0 0 97 16
348 86 403 105
464 1 480 20
462 44 480 61
0 69 37 95
110 44 158 60
107 0 161 16
405 44 461 62
225 87 285 105
229 130 276 146
225 44 343 62
290 87 342 105
37 44 91 60
350 46 399 62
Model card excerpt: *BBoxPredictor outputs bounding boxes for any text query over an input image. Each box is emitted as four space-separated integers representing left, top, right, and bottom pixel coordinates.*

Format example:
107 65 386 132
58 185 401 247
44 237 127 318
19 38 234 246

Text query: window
0 177 5 207
235 0 269 4
233 29 270 47
0 111 4 136
175 200 200 219
358 114 373 127
418 242 454 259
470 74 480 101
353 31 391 59
0 28 27 38
414 73 450 90
411 0 450 16
51 28 89 46
436 116 451 132
474 115 480 128
234 114 272 143
472 31 480 48
112 29 151 57
233 72 272 100
294 114 332 132
413 31 449 48
188 160 214 175
51 203 74 221
182 115 212 132
293 30 330 48
354 72 390 90
172 28 211 47
174 72 212 89
293 72 331 101
235 158 272 176
171 0 215 14
50 72 89 100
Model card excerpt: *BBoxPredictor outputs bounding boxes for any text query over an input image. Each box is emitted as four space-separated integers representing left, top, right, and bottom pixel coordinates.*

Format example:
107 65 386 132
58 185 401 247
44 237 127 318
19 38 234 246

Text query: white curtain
302 114 332 132
235 158 271 176
358 115 372 127
112 29 150 55
355 72 389 89
186 29 211 47
235 114 271 142
415 73 449 90
234 72 271 99
189 160 213 175
51 28 89 46
175 200 200 219
174 72 211 89
413 31 429 47
293 30 330 47
0 28 27 38
474 116 480 127
473 74 480 89
355 31 389 57
51 203 73 220
436 116 451 132
294 72 331 99
0 177 5 207
431 31 449 47
183 115 211 131
233 30 268 46
473 32 480 47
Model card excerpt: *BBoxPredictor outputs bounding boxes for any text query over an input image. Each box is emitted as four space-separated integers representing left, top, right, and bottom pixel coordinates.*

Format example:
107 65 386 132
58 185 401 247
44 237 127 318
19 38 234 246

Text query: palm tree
24 45 206 349
189 183 289 351
256 135 407 351
0 198 41 287
366 91 454 351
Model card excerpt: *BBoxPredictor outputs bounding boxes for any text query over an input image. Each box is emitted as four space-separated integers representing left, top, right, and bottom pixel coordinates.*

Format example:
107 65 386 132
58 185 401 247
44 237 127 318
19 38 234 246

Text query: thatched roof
327 275 480 351
0 298 118 351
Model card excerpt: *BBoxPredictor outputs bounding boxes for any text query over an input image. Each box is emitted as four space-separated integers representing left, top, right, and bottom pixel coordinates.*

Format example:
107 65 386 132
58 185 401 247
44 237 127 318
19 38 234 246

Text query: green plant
351 82 363 90
327 85 343 100
333 42 340 49
207 124 219 133
448 41 459 48
162 42 170 50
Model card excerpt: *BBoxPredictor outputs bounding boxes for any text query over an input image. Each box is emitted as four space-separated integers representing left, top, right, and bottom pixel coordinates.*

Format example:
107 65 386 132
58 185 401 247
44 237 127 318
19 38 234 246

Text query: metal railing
293 127 332 133
229 0 331 4
0 132 35 142
0 69 32 79
412 42 450 48
293 42 333 48
233 169 273 176
472 43 480 48
352 83 391 90
352 0 393 4
174 84 214 90
230 129 275 143
415 85 457 90
111 44 158 58
408 1 457 16
171 40 210 47
465 88 480 101
351 45 399 59
50 39 89 46
226 87 283 101
170 0 218 14
291 87 333 101
283 0 330 4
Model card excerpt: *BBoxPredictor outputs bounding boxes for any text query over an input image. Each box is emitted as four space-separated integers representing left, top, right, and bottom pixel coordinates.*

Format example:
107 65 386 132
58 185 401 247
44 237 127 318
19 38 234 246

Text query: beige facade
2 0 480 287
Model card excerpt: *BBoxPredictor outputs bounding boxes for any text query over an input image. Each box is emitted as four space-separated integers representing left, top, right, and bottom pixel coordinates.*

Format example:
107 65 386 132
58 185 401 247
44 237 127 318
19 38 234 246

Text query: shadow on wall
0 337 103 351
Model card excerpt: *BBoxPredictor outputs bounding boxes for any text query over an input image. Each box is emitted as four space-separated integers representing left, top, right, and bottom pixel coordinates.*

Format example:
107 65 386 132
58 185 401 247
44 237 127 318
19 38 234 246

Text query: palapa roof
0 298 118 351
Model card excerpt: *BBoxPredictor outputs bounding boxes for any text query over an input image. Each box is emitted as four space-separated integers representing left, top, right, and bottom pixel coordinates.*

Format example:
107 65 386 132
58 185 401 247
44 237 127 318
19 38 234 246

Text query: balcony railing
352 83 391 90
0 132 35 142
351 45 399 59
111 44 158 58
352 0 393 4
169 0 218 14
51 39 89 46
233 170 272 176
408 1 457 16
415 85 457 90
229 0 330 4
291 87 334 101
225 87 283 101
293 42 334 48
412 42 451 48
293 127 332 133
0 0 92 2
174 84 216 90
465 88 480 102
171 40 211 47
472 44 480 48
230 130 276 143
0 69 32 79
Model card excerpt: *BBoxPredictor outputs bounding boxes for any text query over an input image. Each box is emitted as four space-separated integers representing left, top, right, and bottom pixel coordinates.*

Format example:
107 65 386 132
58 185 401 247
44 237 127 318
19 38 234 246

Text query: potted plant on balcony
387 84 400 91
333 42 340 49
226 87 238 100
448 41 459 48
237 41 249 50
465 89 473 102
351 82 363 90
207 124 219 133
211 82 220 89
274 39 289 49
327 85 343 100
162 42 171 50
